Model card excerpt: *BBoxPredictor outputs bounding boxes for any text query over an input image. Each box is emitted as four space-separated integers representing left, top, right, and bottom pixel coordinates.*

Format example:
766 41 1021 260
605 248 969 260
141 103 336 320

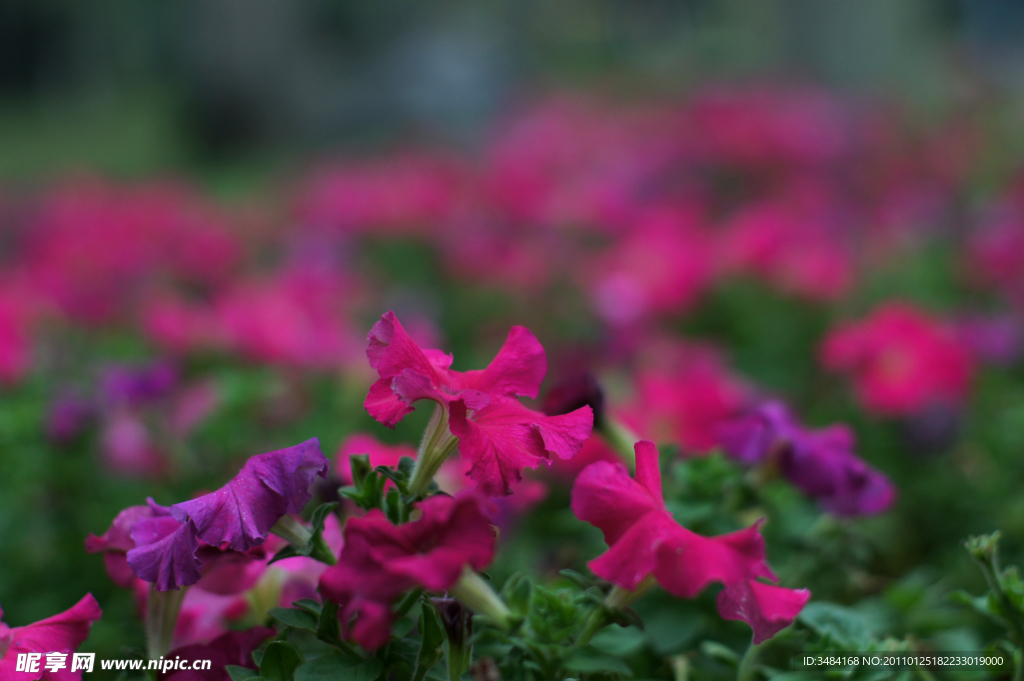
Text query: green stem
598 417 639 470
396 588 425 617
270 514 312 548
575 608 609 648
310 530 338 565
146 585 188 660
408 405 460 498
736 638 760 681
1015 648 1023 681
449 569 512 630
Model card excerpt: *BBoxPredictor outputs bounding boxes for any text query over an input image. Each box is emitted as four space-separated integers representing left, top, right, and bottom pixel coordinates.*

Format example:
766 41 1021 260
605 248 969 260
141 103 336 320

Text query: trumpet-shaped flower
170 439 329 551
319 492 496 650
0 595 103 681
364 311 592 495
89 440 329 591
572 440 809 643
717 402 895 516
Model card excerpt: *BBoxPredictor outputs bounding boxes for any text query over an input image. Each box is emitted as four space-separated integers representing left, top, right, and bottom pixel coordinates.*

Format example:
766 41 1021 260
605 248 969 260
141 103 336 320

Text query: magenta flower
319 492 496 650
618 346 751 454
572 440 809 643
334 433 417 486
717 401 896 516
364 311 592 495
0 594 103 681
821 302 974 416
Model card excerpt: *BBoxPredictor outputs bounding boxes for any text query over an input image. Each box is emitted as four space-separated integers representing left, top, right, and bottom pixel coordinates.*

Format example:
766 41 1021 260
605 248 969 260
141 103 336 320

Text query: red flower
364 311 592 495
571 441 809 643
319 492 496 650
821 302 974 416
0 595 103 680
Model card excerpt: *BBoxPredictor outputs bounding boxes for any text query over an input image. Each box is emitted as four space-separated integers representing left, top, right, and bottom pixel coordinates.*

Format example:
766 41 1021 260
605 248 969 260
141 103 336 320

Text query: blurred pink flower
587 207 716 325
821 302 975 416
619 346 751 454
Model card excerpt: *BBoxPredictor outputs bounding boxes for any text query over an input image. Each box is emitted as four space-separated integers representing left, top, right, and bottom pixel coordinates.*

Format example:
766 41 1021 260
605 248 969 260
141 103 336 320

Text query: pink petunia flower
318 492 496 650
364 311 593 495
0 595 103 681
618 347 751 455
821 302 974 416
572 441 809 643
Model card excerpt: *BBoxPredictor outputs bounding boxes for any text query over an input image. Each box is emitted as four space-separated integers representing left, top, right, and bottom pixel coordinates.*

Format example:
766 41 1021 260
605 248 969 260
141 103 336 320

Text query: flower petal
127 517 202 591
451 397 592 495
170 439 329 551
716 580 810 644
459 326 547 399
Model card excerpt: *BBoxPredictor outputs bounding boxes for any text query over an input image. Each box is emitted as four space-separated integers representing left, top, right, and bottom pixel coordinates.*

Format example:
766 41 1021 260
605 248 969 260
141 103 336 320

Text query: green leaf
798 602 871 648
310 502 339 534
260 641 303 681
268 545 306 564
226 665 262 681
292 599 323 617
563 645 633 675
295 654 383 681
699 641 739 666
317 601 343 647
413 603 446 681
271 607 319 632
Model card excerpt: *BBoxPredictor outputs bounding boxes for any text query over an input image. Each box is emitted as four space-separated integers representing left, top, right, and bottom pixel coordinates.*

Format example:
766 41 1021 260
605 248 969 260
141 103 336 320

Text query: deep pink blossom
717 401 896 515
0 595 103 681
293 154 465 235
618 347 751 454
319 492 495 650
572 441 809 643
144 269 363 370
718 198 854 302
587 207 716 325
821 302 974 416
364 311 593 495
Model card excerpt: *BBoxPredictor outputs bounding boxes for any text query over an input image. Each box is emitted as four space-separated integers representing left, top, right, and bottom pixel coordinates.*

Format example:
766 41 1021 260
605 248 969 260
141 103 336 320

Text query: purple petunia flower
93 439 329 591
716 401 895 516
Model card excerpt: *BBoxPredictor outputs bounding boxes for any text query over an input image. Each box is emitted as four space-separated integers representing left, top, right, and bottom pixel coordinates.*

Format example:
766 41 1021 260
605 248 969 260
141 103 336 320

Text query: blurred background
5 1 1024 678
3 0 1024 184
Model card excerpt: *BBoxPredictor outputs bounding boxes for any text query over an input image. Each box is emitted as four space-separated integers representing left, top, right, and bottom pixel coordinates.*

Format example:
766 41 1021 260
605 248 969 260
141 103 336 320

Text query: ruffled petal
571 460 663 546
127 517 202 591
716 580 810 643
587 512 675 589
451 397 592 496
458 326 547 399
170 439 329 551
653 521 775 599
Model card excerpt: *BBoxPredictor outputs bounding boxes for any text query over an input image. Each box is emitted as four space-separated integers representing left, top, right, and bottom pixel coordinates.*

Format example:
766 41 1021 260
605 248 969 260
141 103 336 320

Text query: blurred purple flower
954 314 1021 365
717 401 896 516
100 361 178 407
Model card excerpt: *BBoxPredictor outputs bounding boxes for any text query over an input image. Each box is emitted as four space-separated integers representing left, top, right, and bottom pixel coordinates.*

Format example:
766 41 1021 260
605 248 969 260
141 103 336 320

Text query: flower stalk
597 416 640 470
449 568 513 631
408 404 460 498
146 585 188 660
